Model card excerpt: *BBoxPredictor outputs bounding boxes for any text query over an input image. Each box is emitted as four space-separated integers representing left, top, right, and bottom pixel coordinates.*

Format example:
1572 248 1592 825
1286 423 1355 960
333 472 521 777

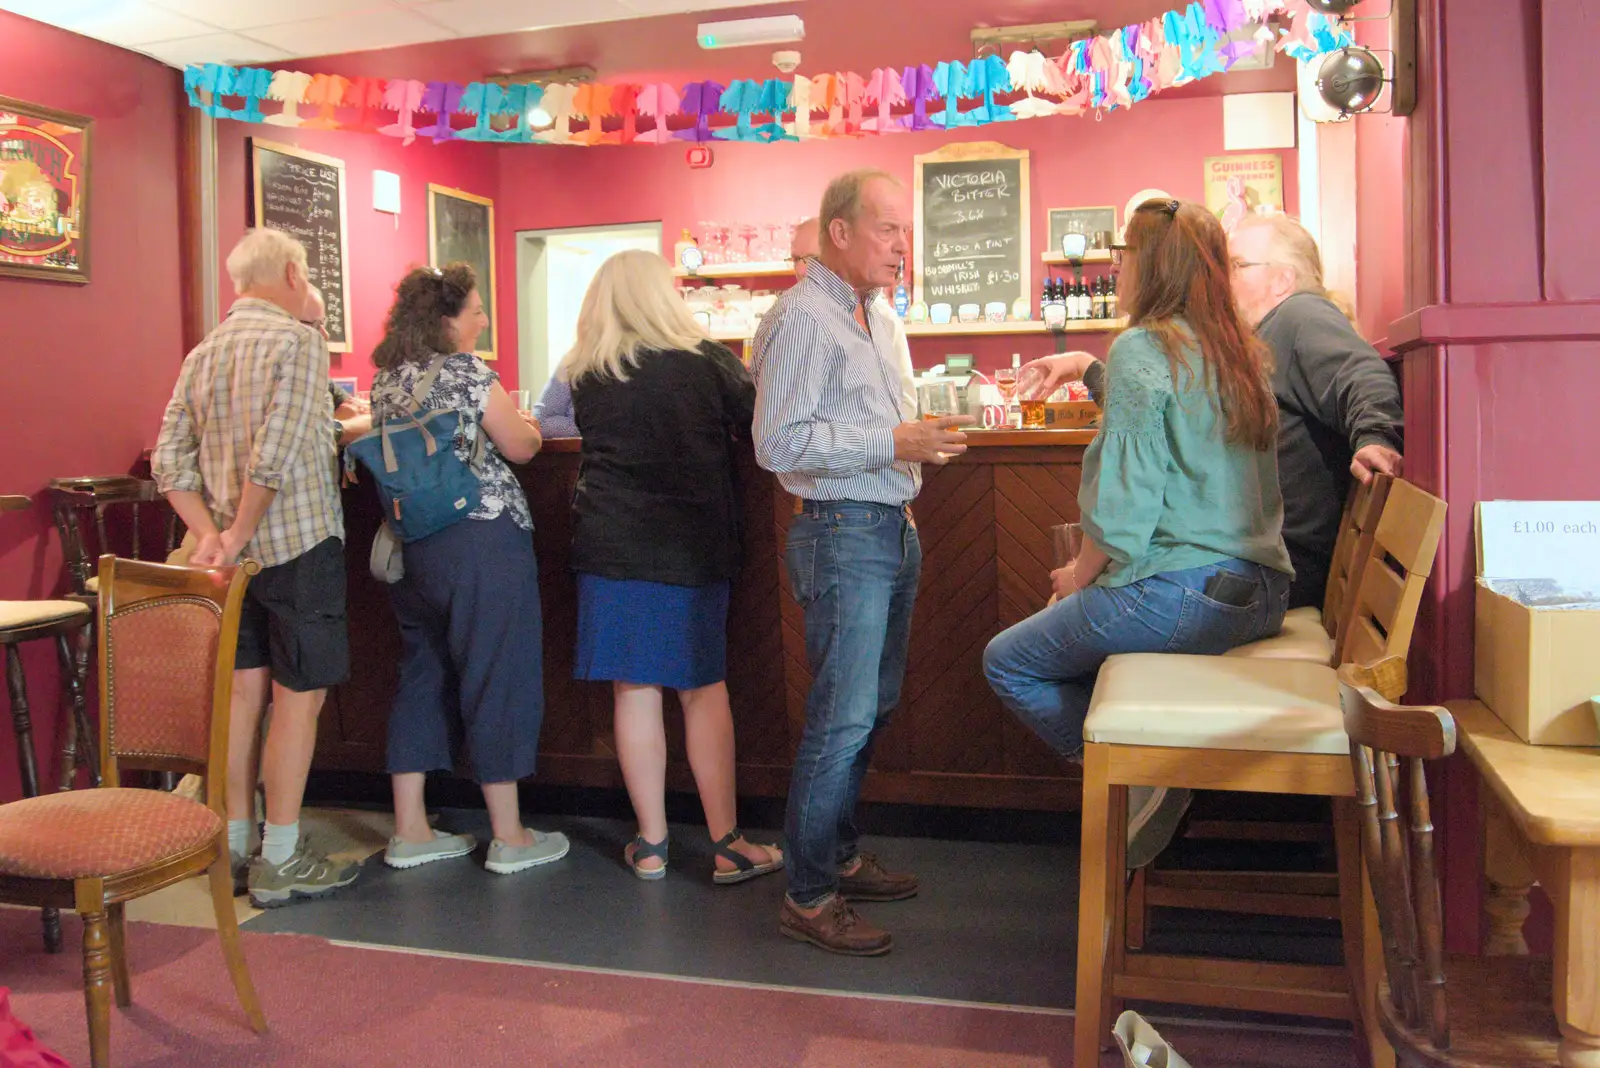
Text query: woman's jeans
983 559 1291 759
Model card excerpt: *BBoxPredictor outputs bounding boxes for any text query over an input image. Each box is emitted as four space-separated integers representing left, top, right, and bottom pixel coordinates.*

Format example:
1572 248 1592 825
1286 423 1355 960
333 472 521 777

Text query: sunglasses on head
1110 200 1182 255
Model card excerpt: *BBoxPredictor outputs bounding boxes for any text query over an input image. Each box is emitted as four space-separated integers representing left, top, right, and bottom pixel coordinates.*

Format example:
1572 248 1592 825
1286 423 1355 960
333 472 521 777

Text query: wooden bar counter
320 429 1093 811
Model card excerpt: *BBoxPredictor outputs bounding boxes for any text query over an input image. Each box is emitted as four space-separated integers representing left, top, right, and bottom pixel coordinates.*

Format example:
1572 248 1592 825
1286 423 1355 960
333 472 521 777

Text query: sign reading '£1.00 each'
1477 500 1600 587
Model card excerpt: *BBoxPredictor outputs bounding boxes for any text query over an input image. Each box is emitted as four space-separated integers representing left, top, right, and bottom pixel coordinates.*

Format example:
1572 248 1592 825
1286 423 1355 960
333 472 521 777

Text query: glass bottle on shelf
1107 274 1119 320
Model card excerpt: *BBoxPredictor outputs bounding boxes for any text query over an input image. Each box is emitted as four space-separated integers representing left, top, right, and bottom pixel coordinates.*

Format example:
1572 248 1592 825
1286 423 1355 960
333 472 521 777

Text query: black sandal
711 827 783 885
626 835 668 881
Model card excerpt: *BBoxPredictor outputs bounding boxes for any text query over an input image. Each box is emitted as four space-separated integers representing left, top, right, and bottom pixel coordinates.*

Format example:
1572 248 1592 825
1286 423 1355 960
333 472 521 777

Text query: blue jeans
983 559 1290 760
783 500 921 908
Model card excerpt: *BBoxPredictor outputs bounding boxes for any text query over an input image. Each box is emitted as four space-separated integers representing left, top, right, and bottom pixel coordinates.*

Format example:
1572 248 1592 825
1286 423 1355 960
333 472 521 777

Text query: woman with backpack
369 263 569 875
559 249 782 884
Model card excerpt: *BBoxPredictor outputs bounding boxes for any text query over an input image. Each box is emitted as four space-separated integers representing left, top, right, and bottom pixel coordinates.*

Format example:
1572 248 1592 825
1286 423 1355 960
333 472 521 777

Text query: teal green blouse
1079 323 1293 588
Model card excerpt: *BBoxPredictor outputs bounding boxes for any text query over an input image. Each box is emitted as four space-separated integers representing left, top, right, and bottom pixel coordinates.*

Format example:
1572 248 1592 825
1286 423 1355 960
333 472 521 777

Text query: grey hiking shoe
1126 787 1193 870
385 830 478 869
248 837 361 908
485 829 569 874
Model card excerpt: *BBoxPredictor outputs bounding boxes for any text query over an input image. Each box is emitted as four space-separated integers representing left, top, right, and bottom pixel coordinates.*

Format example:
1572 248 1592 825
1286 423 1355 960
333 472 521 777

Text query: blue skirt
574 574 730 691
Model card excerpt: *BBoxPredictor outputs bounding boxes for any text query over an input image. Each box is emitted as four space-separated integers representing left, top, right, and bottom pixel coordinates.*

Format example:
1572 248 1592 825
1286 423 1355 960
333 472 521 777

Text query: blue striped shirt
751 261 920 505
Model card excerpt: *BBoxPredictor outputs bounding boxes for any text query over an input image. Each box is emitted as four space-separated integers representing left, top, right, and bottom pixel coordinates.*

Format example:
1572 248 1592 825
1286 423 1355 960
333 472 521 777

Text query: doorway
516 222 663 399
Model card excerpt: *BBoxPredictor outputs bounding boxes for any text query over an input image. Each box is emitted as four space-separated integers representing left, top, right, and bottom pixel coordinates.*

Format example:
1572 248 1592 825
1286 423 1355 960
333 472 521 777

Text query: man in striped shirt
754 170 969 956
153 228 359 908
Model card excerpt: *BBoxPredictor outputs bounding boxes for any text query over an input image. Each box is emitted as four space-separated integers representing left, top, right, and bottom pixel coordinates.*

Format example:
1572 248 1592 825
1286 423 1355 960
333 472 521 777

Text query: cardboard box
1042 401 1099 429
1474 502 1600 745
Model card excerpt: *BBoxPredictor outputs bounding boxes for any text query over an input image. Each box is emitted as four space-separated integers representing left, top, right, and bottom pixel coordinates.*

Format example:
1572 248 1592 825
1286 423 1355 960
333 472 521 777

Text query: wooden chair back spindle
1339 662 1456 1053
50 480 180 598
1341 478 1449 670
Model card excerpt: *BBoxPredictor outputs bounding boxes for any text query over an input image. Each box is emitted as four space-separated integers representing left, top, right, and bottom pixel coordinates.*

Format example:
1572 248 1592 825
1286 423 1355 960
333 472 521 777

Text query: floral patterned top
370 352 533 532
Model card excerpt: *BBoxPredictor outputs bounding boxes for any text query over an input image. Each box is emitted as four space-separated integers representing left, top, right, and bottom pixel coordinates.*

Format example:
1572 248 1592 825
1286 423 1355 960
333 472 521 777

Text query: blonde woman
558 250 783 885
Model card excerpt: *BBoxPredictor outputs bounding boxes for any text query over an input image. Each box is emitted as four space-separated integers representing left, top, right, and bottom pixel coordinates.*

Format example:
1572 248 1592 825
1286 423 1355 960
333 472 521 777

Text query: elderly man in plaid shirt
153 228 359 909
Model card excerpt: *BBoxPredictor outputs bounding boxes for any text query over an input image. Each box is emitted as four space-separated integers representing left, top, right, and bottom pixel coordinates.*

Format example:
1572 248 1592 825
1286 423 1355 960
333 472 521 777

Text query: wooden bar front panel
319 436 1087 810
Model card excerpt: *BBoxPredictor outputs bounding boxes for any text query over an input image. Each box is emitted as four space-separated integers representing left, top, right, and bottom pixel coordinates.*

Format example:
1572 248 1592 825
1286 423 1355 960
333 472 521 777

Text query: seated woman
560 249 782 885
983 199 1293 868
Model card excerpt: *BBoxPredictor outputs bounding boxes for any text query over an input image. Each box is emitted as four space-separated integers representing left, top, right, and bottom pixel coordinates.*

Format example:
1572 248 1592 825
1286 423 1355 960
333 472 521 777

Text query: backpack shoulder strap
404 354 451 415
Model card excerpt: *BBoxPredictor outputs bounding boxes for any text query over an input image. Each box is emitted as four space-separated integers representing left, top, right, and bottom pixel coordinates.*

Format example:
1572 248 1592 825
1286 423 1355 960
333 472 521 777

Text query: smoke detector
773 50 801 73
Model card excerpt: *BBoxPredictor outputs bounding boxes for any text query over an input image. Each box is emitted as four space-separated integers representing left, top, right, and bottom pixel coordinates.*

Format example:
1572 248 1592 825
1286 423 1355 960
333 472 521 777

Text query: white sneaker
384 830 478 869
1126 787 1193 870
485 829 570 874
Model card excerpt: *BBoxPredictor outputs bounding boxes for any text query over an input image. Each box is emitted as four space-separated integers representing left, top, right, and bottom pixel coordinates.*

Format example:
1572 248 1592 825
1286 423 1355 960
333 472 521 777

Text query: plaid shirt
153 298 343 566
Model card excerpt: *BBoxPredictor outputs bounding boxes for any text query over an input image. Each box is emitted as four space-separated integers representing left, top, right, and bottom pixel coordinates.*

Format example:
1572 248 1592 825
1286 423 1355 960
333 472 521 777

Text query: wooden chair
1 495 96 954
50 477 182 791
1338 666 1561 1066
1125 475 1395 948
0 555 268 1067
1073 477 1448 1068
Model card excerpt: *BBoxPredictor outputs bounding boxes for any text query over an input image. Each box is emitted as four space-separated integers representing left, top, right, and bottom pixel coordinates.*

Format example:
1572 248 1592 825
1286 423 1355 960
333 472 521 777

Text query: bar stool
0 495 94 954
1071 477 1447 1068
1123 476 1394 949
50 477 181 790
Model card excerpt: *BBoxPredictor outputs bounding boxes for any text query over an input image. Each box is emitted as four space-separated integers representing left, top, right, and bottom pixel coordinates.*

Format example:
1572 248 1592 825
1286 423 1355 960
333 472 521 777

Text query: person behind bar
531 373 580 438
1018 212 1403 611
370 264 570 877
560 249 783 885
303 284 373 446
984 199 1295 869
153 227 359 907
752 169 970 956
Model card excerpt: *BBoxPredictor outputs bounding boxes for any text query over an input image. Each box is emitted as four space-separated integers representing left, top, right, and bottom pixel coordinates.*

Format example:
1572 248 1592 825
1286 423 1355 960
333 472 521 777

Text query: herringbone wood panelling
994 462 1085 778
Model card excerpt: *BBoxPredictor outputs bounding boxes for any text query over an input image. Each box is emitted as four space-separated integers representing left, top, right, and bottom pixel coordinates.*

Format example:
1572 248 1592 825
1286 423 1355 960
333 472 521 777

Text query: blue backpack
347 355 486 543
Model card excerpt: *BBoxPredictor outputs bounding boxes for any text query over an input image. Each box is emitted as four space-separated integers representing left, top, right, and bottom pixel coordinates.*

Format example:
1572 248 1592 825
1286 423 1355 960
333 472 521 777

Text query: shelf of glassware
710 318 1126 344
673 261 795 280
1041 251 1116 265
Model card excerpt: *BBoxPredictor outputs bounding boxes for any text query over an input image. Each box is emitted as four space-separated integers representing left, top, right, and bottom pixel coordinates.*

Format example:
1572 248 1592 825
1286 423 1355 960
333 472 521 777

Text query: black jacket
1256 292 1404 608
570 342 756 586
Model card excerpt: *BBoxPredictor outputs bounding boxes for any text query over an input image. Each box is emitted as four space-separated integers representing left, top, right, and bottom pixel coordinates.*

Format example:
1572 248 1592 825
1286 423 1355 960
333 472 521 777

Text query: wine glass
995 367 1018 405
738 223 759 264
699 221 720 264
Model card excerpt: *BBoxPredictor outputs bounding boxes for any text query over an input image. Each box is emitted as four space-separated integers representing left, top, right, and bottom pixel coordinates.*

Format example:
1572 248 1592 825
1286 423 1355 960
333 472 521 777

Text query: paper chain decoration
182 0 1350 145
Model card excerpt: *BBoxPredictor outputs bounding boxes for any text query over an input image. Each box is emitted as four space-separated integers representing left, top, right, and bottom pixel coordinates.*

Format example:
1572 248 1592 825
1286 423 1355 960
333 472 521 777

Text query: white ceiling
1 0 796 68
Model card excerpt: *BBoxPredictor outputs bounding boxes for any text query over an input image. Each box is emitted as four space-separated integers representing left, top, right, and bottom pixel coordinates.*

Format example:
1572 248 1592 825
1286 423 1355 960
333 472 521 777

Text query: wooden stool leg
80 907 113 1068
1075 743 1123 1068
55 630 97 791
207 851 267 1032
6 642 61 953
107 903 131 1008
1126 865 1149 952
1335 797 1395 1068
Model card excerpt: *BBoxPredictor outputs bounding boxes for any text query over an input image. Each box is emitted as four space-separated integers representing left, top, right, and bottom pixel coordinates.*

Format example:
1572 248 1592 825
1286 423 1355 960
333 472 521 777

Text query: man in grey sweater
1021 213 1403 610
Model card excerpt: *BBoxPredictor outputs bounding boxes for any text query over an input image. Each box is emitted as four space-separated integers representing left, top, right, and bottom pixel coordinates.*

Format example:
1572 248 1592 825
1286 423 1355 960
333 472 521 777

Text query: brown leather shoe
838 852 918 901
780 895 893 956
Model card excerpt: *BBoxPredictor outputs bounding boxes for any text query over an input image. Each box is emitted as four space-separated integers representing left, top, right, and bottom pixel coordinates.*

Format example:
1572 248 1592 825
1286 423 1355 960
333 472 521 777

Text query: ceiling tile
245 7 458 55
147 0 388 32
136 32 294 67
408 0 631 38
1 0 215 44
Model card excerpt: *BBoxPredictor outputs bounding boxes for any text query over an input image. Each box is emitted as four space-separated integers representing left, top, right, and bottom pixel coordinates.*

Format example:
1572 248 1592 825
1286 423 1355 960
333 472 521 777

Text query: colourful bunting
181 0 1352 147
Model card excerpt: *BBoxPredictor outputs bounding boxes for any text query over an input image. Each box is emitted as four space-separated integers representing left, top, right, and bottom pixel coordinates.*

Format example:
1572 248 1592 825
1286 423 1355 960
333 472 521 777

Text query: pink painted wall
0 11 185 799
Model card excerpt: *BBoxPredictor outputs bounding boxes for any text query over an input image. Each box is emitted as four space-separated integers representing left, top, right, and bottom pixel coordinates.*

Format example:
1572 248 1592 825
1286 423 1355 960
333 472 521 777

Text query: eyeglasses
1230 259 1270 272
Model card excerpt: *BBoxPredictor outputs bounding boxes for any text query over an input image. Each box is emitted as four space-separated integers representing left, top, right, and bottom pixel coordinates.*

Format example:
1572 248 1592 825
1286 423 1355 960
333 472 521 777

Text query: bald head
790 217 819 280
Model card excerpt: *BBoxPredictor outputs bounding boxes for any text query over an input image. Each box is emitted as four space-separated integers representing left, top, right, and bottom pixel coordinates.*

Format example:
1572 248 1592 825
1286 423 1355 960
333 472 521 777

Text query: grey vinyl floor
248 807 1343 1015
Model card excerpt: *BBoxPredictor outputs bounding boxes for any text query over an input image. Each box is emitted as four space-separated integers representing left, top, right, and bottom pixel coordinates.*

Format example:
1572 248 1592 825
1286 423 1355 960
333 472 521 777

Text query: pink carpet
0 911 1356 1066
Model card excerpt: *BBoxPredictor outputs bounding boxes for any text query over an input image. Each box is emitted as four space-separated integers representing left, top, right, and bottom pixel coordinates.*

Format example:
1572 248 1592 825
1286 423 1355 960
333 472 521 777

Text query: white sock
261 821 300 865
227 820 251 858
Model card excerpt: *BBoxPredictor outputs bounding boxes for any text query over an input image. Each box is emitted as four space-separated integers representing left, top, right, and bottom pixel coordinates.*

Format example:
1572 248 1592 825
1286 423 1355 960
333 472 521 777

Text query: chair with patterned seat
0 555 267 1068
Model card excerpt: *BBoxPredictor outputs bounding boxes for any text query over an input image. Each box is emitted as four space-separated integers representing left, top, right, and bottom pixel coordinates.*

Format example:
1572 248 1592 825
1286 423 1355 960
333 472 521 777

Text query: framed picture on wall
427 184 497 361
1047 206 1118 255
0 96 92 283
331 376 359 399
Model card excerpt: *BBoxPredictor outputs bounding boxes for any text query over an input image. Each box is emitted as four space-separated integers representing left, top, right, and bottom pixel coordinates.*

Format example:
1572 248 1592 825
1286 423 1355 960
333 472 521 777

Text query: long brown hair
372 263 476 370
1118 199 1277 450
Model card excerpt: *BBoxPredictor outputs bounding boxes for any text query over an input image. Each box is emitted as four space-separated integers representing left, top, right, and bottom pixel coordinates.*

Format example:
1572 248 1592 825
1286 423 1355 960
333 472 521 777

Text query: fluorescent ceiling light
697 14 803 49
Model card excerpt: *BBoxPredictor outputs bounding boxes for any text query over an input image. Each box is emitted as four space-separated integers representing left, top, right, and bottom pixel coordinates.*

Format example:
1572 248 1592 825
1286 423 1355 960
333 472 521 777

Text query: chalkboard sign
427 185 497 361
914 142 1030 316
249 139 352 352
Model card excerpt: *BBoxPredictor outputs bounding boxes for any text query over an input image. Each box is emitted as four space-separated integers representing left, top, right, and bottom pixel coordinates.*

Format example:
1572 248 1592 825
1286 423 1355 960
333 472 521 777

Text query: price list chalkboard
914 142 1031 315
249 139 352 352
